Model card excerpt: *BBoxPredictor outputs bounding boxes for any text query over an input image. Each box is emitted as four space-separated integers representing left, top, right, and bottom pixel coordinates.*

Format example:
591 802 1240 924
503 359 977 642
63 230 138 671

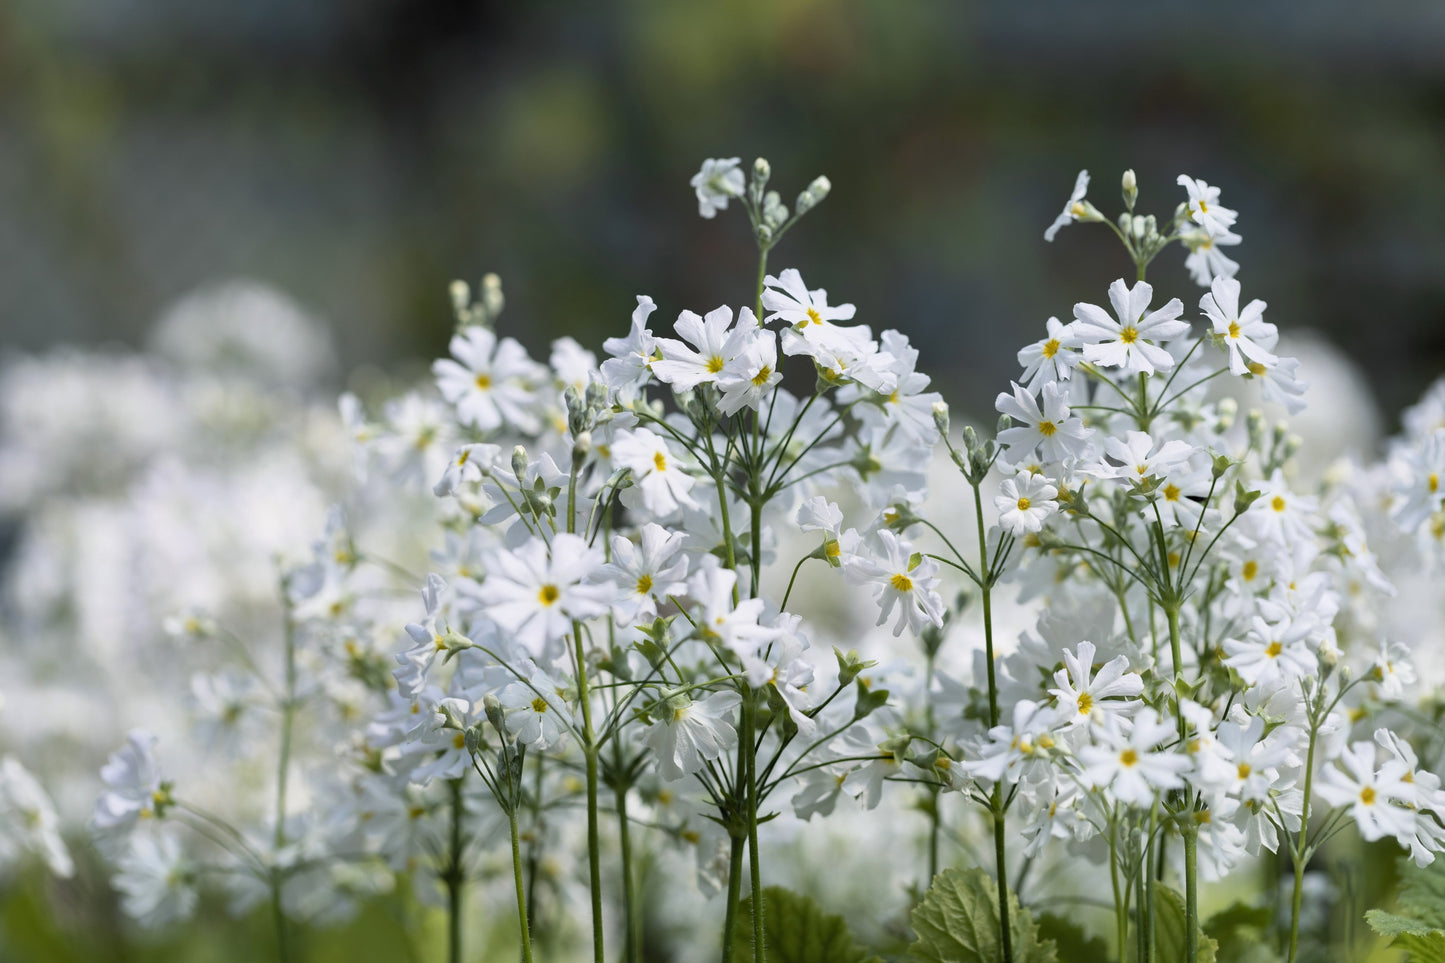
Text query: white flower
1044 170 1090 242
611 427 699 518
499 670 575 750
715 324 782 416
690 157 745 218
1247 469 1318 546
994 470 1058 535
432 326 547 433
1222 610 1320 691
1078 710 1191 806
473 534 614 656
995 381 1094 466
0 758 73 878
433 442 501 497
1201 277 1278 376
1177 174 1239 237
1016 316 1081 391
114 833 198 928
1315 740 1416 844
599 523 690 626
93 731 167 839
1182 228 1241 287
645 690 741 781
1048 640 1144 732
600 296 659 395
842 529 944 637
651 306 753 392
1072 279 1188 376
1095 429 1196 484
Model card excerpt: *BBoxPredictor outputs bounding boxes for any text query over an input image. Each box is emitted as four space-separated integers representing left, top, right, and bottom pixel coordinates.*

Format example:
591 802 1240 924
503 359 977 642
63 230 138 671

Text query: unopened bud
1121 169 1138 209
796 175 831 215
481 273 504 318
931 401 950 436
752 157 771 185
1132 215 1147 239
511 445 529 482
1211 453 1232 480
572 430 593 462
483 694 507 733
449 280 471 317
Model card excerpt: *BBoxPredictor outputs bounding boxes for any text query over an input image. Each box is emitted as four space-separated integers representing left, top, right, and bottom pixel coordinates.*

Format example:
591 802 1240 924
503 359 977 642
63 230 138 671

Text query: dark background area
3 0 1444 422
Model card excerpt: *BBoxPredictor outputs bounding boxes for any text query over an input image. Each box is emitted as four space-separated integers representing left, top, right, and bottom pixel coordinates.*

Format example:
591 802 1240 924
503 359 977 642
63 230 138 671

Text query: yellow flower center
635 574 653 595
1198 200 1210 214
474 373 492 390
1246 362 1267 376
1227 321 1241 339
1042 338 1060 359
538 584 560 606
1119 748 1139 767
1017 496 1031 511
1163 483 1181 501
1237 763 1252 779
453 732 465 749
706 355 725 373
803 308 822 327
1076 692 1093 716
531 697 549 713
1265 640 1283 658
1119 326 1139 344
1038 421 1057 437
889 573 914 593
1430 473 1439 494
1271 495 1286 512
1242 560 1258 581
1359 786 1376 805
653 451 667 472
751 365 773 386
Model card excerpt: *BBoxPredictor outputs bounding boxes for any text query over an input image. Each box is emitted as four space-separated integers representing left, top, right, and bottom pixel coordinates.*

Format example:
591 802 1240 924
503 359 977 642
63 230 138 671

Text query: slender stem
721 834 746 963
1287 714 1320 963
1183 826 1199 963
575 629 605 963
616 776 640 963
970 479 1012 963
744 693 766 963
510 809 535 963
1110 821 1128 959
445 779 465 963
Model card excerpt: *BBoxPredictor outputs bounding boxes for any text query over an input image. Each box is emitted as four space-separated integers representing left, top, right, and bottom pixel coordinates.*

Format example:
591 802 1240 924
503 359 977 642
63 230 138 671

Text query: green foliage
1365 858 1445 962
1034 913 1110 963
1204 901 1280 963
907 867 1057 963
731 886 880 963
1126 885 1217 963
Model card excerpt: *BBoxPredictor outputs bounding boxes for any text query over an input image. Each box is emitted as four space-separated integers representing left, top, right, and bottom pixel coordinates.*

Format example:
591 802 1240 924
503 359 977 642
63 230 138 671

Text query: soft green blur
2 1 1444 420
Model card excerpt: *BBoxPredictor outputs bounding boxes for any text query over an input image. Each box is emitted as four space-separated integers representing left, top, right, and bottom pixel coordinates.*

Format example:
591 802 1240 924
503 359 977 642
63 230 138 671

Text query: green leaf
1205 901 1279 963
1399 858 1445 930
1367 910 1445 963
731 886 877 963
908 867 1057 963
1204 901 1273 938
1128 885 1217 963
1034 913 1109 963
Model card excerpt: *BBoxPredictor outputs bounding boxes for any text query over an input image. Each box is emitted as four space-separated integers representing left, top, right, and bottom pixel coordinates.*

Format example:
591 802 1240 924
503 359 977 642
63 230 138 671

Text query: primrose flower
1078 710 1191 806
645 690 741 781
1177 174 1239 237
1044 169 1090 242
1072 278 1188 376
473 534 614 656
1201 276 1278 376
995 381 1093 466
433 326 547 434
690 157 745 218
1016 316 1081 391
842 529 944 637
1048 641 1144 733
611 427 699 518
994 470 1058 535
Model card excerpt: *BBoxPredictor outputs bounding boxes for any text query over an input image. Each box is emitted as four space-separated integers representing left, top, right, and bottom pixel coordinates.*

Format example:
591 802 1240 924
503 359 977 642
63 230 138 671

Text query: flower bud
449 280 471 317
481 273 505 319
1121 169 1138 209
511 445 529 482
483 694 507 734
752 157 771 186
931 400 950 436
1211 453 1232 480
572 430 593 463
796 175 831 215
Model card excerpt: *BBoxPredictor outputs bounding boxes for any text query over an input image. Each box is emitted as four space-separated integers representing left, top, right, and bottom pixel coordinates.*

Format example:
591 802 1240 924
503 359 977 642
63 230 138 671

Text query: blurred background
3 0 1445 424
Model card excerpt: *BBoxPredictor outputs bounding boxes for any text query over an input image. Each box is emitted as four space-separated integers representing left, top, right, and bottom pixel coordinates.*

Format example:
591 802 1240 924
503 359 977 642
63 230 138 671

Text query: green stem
510 809 535 963
970 480 1012 963
1183 827 1199 963
445 779 464 963
744 694 765 963
617 778 640 963
721 834 746 963
1286 716 1319 963
575 629 605 963
1110 823 1128 959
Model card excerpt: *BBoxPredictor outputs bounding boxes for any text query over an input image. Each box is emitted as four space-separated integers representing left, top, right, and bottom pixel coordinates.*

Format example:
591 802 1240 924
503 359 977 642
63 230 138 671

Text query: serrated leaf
1399 858 1445 930
730 886 876 963
1393 932 1445 963
908 867 1057 963
1034 913 1109 963
1128 885 1217 963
